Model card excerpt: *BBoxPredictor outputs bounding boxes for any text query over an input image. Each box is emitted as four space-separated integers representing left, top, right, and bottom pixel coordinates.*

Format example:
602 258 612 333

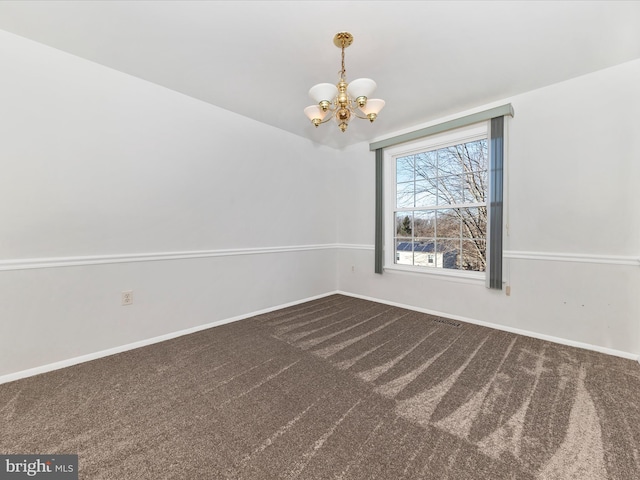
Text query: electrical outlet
351 265 355 272
505 285 511 296
122 290 133 306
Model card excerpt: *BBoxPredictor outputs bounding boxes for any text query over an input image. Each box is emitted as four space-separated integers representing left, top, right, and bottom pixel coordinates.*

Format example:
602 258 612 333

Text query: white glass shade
308 83 338 104
304 105 328 121
359 99 385 115
347 78 376 100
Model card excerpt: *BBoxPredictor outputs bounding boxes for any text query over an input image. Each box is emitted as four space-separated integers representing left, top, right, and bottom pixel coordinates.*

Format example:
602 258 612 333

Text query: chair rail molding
504 250 640 266
0 244 337 271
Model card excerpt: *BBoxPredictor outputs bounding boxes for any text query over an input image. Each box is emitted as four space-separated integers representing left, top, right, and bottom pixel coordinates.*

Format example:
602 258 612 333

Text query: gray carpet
1 294 639 479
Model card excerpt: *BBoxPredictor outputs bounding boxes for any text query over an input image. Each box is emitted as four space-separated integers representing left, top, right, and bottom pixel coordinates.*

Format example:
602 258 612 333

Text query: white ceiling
1 1 639 150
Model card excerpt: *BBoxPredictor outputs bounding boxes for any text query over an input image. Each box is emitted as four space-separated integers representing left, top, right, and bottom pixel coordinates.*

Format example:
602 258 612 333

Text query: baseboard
0 291 338 385
337 290 640 362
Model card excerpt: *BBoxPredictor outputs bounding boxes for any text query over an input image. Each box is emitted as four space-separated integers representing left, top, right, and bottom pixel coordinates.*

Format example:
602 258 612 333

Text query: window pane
415 180 437 207
395 238 413 265
435 238 460 269
438 174 464 205
462 239 486 272
464 171 487 204
396 155 415 183
438 146 464 175
414 151 437 181
460 207 487 240
395 212 413 237
436 208 460 239
461 139 488 173
413 239 435 267
445 244 461 270
396 182 414 208
414 210 435 238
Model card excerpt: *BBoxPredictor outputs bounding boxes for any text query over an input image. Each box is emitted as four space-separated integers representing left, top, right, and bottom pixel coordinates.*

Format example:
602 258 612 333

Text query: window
384 123 488 276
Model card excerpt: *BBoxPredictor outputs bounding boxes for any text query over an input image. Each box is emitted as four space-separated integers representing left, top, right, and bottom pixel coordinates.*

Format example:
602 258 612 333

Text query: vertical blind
374 148 384 274
488 116 505 289
371 104 513 288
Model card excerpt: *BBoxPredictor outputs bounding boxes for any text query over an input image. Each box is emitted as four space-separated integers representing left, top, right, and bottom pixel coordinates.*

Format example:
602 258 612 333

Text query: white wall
0 30 339 379
2 28 638 382
337 59 640 358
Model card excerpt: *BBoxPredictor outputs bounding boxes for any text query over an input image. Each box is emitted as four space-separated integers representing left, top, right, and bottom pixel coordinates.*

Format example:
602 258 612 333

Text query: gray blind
488 116 505 289
374 148 384 274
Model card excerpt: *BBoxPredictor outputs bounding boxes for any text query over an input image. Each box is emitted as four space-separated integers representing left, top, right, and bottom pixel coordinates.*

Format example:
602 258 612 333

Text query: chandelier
304 32 385 132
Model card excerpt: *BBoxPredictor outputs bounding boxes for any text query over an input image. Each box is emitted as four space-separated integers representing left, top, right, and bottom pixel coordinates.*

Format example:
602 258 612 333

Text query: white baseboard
0 292 337 385
337 291 640 362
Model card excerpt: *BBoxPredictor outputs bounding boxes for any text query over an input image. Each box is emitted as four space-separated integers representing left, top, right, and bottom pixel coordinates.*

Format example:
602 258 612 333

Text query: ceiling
1 1 639 150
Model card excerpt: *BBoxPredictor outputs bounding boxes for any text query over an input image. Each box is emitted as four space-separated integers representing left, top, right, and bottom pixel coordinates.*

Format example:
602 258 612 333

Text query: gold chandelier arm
317 113 336 125
351 110 370 120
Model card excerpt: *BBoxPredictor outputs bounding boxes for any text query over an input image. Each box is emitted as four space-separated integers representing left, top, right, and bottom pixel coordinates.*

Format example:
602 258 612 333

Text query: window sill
383 264 486 285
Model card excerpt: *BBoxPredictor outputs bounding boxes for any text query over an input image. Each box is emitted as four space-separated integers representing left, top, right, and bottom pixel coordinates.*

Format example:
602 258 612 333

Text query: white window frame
383 122 489 281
